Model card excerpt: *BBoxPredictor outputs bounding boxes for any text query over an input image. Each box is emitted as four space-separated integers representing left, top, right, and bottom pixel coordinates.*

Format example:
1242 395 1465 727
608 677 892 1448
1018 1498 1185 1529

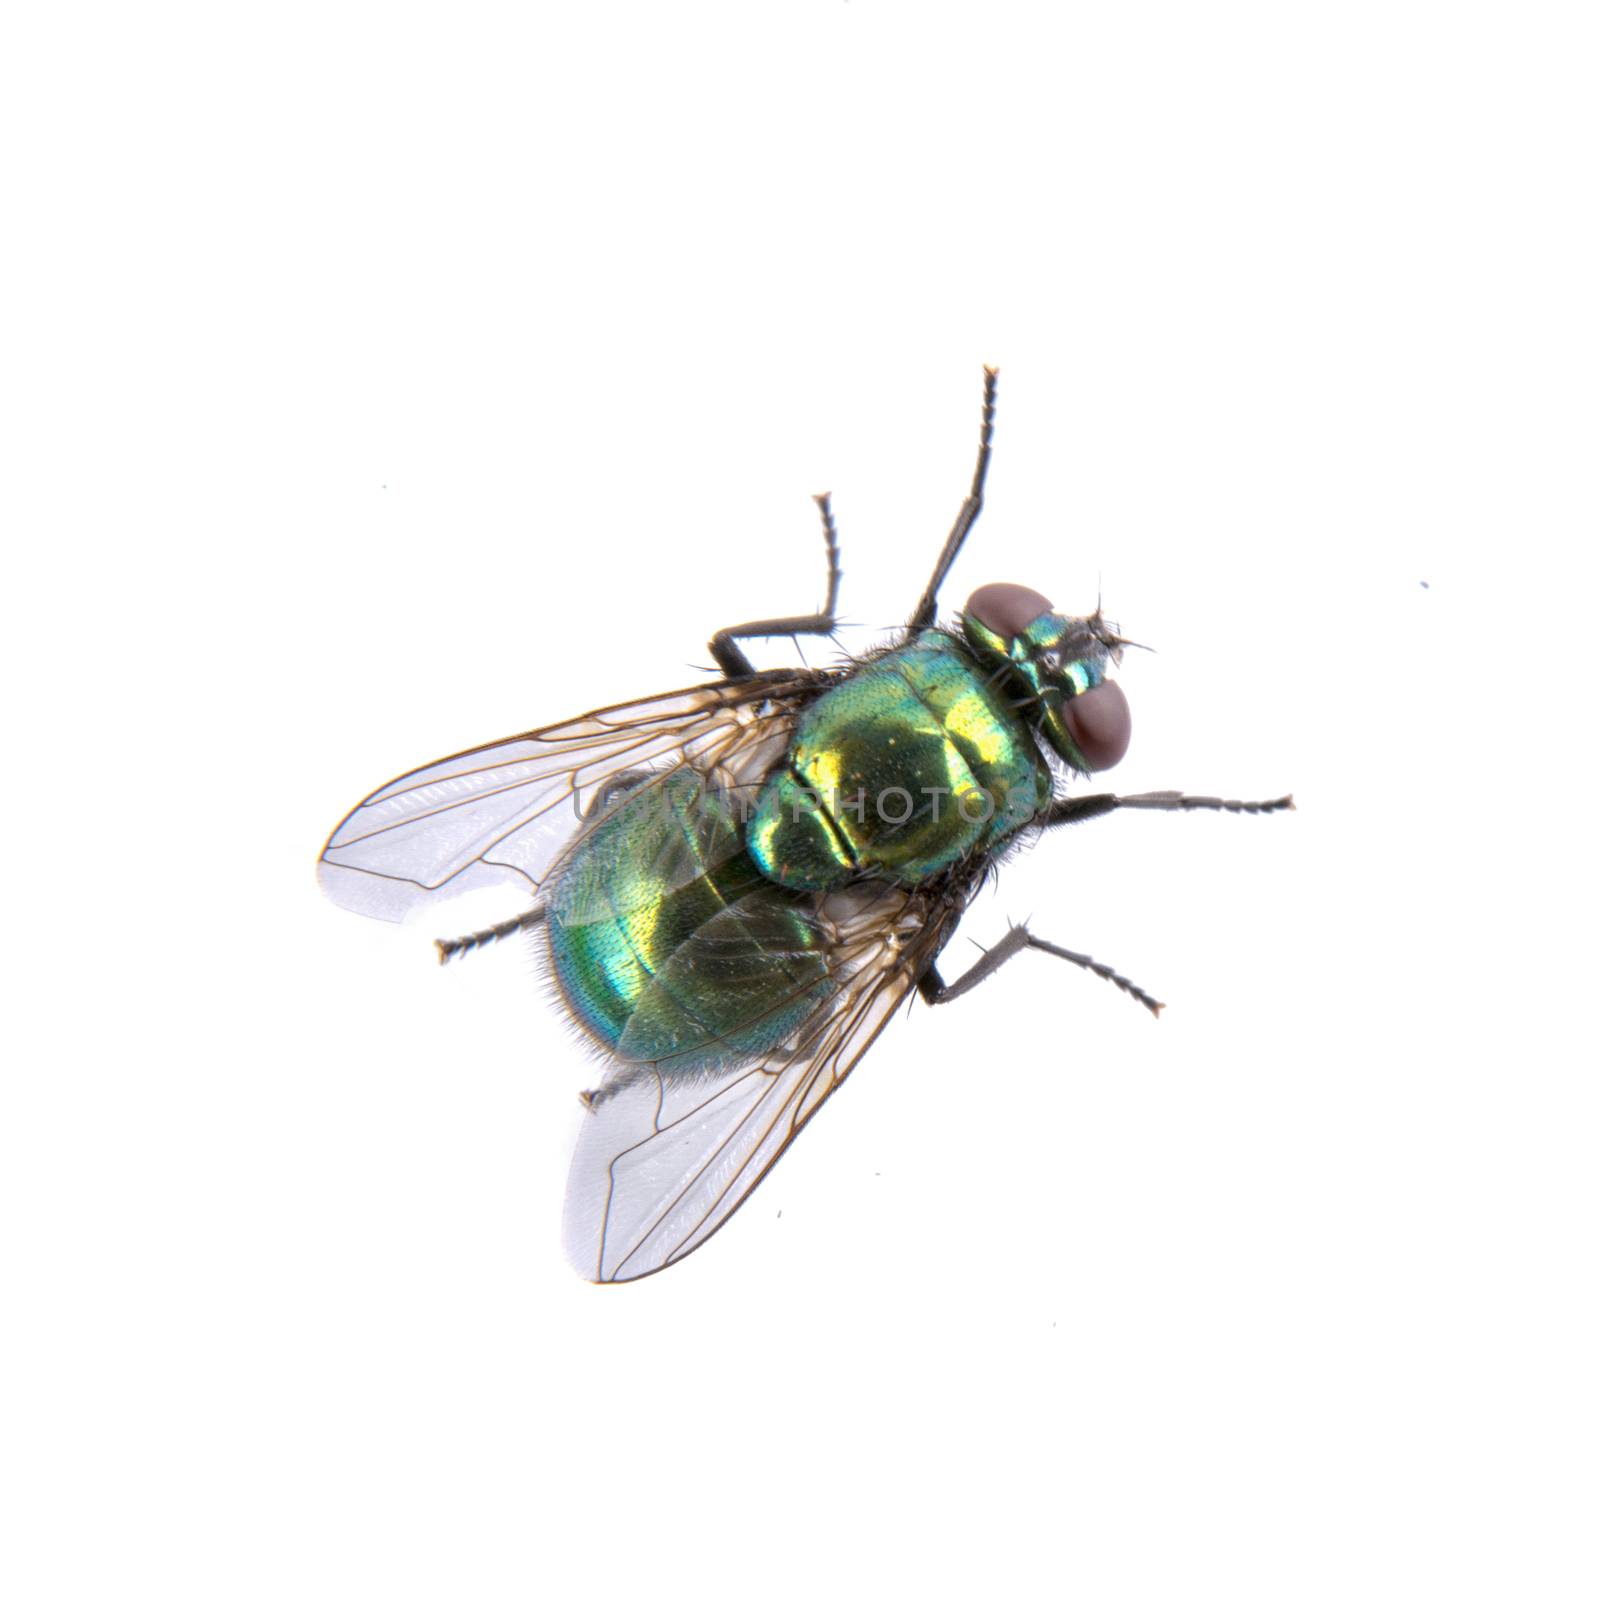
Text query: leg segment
436 904 546 965
907 366 998 633
1040 790 1295 829
918 923 1164 1018
709 493 842 678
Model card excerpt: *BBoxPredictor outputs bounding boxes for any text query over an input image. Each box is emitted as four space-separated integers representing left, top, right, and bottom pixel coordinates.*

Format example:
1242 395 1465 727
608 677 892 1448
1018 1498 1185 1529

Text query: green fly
319 371 1292 1282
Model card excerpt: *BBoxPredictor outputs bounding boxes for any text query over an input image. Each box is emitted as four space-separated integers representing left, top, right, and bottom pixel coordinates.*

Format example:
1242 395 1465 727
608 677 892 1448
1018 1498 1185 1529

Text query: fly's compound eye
964 582 1054 640
1063 679 1131 771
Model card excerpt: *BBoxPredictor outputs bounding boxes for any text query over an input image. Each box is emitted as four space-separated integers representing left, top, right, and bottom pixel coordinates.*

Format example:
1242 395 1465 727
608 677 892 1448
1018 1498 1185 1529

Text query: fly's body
319 371 1291 1281
543 628 1050 1082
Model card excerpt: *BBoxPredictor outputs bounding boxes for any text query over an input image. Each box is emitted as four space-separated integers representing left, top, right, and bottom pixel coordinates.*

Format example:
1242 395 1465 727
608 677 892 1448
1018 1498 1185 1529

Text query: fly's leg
709 493 842 678
906 366 998 633
918 923 1164 1017
1040 791 1295 829
436 904 545 964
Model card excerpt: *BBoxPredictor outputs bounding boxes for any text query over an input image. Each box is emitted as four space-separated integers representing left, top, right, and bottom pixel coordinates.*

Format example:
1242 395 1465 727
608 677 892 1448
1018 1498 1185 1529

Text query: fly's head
961 582 1132 774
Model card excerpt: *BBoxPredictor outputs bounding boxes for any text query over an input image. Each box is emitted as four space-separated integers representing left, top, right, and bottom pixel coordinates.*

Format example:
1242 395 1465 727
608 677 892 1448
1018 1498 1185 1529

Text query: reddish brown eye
1065 679 1131 770
966 582 1054 638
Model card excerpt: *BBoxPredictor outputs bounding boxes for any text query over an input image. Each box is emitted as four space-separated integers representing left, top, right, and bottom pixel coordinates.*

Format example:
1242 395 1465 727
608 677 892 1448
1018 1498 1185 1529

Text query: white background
4 3 1597 1596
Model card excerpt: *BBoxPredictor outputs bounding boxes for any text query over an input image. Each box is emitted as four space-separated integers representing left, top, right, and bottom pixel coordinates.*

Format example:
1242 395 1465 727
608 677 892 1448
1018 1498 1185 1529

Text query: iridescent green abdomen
546 771 832 1071
747 632 1050 891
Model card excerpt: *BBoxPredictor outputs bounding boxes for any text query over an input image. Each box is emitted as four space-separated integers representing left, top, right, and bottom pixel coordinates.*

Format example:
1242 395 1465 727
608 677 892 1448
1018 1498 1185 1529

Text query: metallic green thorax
747 632 1052 891
545 771 831 1070
961 609 1111 772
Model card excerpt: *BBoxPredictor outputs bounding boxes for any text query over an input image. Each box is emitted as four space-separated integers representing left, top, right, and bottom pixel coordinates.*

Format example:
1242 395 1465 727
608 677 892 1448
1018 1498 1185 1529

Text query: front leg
709 493 842 678
918 923 1164 1017
906 366 998 633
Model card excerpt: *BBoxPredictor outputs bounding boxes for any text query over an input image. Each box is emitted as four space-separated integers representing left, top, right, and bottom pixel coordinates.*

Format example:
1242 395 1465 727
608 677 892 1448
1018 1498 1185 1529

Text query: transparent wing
563 880 965 1283
318 670 827 922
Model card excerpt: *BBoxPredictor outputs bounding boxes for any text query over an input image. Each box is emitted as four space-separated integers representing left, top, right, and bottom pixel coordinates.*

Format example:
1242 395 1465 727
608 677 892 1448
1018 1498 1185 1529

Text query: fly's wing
563 880 965 1283
318 670 827 922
